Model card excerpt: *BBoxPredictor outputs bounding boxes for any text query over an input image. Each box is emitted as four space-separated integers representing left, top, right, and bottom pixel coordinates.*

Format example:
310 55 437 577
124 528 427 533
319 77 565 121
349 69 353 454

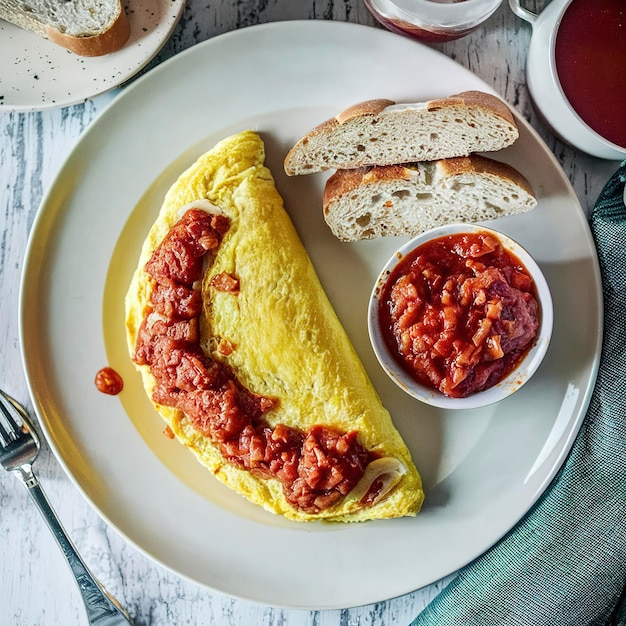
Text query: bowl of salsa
368 223 553 409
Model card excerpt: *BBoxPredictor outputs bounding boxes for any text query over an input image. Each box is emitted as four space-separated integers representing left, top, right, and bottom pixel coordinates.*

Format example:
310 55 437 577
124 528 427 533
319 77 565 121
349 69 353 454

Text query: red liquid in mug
555 0 626 148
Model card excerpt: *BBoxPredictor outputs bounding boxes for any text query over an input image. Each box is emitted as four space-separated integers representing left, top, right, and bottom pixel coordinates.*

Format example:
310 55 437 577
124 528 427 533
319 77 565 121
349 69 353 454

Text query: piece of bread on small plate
284 91 519 175
322 154 537 241
0 0 130 56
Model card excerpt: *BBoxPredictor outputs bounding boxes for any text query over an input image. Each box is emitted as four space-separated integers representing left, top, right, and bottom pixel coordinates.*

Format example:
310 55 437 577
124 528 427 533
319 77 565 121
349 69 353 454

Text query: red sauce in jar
95 367 124 395
555 0 626 148
370 14 476 43
133 209 373 513
379 232 539 398
364 0 487 43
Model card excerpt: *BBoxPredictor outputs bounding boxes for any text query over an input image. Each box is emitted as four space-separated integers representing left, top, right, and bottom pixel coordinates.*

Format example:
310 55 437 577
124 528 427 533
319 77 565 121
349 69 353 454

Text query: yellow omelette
125 130 423 522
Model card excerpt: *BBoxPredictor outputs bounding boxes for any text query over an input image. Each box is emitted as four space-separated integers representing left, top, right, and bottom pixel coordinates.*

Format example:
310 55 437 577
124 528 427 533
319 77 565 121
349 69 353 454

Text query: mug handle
508 0 538 24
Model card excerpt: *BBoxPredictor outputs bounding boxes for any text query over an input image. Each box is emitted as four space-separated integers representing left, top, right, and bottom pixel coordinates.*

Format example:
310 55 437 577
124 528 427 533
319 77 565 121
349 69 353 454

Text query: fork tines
0 392 24 447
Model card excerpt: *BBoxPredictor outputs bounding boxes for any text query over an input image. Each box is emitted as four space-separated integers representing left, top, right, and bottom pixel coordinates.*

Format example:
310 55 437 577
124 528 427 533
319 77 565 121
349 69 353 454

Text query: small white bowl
368 223 554 410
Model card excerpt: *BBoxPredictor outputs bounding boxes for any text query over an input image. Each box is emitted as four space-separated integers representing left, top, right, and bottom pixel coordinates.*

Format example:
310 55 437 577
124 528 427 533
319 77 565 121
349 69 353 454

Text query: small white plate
19 21 602 609
0 0 185 111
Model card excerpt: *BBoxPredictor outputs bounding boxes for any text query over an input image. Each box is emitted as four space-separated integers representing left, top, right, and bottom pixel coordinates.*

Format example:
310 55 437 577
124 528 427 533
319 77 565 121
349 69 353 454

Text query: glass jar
364 0 504 42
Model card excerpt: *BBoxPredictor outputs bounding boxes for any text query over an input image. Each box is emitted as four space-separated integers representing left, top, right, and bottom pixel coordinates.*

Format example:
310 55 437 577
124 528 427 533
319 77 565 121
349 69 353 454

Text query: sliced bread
284 91 520 176
0 0 130 56
322 154 537 241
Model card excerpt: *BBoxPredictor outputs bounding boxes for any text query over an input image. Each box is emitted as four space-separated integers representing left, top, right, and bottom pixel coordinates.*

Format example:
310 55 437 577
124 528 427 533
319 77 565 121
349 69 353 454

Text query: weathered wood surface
0 1 619 624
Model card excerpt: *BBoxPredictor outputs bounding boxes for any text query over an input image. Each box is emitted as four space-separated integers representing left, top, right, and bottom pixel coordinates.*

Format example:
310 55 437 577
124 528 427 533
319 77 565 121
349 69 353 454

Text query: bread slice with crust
0 0 130 56
322 154 537 241
284 91 520 176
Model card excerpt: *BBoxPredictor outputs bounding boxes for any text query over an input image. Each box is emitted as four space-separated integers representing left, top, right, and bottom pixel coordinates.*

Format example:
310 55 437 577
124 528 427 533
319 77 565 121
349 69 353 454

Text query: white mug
510 0 626 160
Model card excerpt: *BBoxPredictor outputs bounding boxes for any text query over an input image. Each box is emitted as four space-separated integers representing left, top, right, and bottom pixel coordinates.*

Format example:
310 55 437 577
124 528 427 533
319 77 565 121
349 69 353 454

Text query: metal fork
0 389 133 625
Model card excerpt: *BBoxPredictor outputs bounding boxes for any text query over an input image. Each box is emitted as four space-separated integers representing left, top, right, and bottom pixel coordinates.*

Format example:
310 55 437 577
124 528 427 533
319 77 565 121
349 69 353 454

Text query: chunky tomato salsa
133 209 373 513
379 231 540 398
95 367 124 395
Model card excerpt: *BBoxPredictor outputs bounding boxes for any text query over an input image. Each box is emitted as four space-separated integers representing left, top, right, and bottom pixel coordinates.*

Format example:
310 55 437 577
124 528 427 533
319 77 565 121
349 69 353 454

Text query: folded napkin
412 162 626 626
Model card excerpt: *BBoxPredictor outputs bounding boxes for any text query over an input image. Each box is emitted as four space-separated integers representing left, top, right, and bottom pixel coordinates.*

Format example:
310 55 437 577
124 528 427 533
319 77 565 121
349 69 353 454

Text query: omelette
125 130 424 522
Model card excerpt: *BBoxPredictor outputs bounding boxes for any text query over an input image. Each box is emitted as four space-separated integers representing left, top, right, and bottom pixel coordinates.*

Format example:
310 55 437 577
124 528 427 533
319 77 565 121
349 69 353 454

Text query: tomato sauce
379 232 539 398
555 0 626 148
133 209 373 513
95 367 124 395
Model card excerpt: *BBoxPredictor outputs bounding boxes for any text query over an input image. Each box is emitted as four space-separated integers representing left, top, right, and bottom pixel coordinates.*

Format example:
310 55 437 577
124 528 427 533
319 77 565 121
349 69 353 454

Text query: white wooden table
0 1 620 624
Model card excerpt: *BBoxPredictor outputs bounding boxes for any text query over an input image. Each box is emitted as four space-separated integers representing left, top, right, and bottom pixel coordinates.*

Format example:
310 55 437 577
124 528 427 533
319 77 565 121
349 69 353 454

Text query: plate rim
17 20 603 609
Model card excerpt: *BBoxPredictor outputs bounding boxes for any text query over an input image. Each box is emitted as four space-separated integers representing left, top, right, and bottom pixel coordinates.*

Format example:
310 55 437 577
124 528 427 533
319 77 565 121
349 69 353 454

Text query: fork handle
21 472 133 626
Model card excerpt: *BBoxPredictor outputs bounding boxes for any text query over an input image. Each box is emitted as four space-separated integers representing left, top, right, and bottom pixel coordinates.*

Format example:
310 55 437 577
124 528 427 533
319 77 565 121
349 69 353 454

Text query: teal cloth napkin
412 162 626 626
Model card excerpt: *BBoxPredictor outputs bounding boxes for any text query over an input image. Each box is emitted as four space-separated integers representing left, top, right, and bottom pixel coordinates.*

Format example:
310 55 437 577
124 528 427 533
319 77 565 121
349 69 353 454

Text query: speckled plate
0 0 185 111
19 21 602 610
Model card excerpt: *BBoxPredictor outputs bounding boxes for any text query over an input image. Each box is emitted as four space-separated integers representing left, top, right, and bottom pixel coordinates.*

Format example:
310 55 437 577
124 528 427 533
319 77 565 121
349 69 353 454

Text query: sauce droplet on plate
95 367 124 395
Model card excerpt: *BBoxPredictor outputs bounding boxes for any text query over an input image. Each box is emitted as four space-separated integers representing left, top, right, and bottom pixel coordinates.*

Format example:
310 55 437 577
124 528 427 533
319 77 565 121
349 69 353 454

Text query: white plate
19 21 602 610
0 0 185 111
